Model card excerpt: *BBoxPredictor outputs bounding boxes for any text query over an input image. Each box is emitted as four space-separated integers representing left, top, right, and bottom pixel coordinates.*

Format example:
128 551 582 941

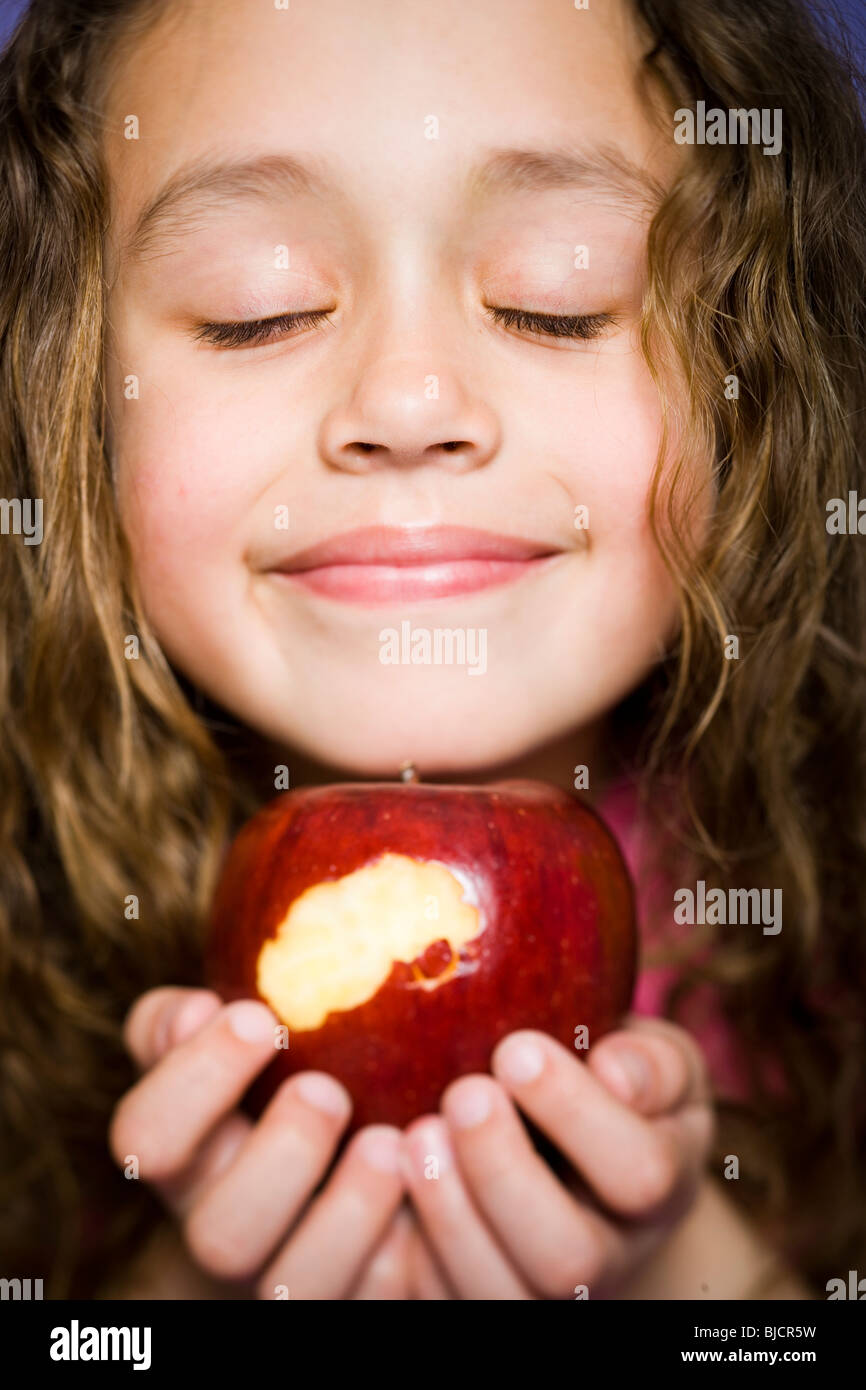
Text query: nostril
441 441 464 452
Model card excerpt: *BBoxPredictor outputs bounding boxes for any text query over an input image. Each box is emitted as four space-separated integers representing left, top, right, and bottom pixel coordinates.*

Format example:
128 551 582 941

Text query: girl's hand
108 987 407 1300
402 1015 715 1299
346 1202 454 1298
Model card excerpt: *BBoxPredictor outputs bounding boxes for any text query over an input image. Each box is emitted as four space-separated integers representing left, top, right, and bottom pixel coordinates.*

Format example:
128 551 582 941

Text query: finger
123 987 224 1072
587 1015 713 1114
155 1111 253 1220
181 1072 352 1283
407 1221 455 1300
109 999 281 1181
491 1031 712 1218
441 1074 631 1299
403 1115 533 1300
349 1205 414 1300
256 1126 405 1300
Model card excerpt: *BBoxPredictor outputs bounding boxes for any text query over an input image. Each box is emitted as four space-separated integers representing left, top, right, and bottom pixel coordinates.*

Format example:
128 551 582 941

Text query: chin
237 688 598 780
268 716 557 780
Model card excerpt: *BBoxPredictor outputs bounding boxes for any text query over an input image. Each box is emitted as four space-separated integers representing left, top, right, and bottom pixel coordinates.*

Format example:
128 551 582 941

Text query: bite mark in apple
256 851 481 1029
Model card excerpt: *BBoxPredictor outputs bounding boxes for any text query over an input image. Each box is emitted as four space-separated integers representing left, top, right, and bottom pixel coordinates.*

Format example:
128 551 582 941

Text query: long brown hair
0 0 864 1297
627 0 866 1285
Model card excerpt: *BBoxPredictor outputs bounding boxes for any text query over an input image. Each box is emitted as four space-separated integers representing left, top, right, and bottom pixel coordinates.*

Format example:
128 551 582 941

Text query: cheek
105 314 276 601
558 342 673 546
559 344 686 645
112 382 265 586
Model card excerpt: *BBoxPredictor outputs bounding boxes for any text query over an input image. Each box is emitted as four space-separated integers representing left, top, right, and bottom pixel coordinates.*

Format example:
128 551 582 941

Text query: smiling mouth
268 524 564 605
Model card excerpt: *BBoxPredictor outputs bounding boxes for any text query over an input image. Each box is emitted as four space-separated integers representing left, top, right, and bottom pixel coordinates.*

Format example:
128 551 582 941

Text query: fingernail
495 1035 545 1084
226 1000 277 1043
445 1080 493 1129
604 1046 650 1102
405 1121 453 1177
295 1073 351 1119
358 1126 404 1174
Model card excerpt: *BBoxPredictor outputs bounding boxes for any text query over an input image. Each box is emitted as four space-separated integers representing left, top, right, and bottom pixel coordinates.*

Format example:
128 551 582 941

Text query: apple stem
400 762 420 783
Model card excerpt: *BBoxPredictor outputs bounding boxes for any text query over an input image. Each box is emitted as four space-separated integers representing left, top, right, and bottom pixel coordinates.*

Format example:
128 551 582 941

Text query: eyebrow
122 152 329 262
467 144 666 211
122 143 666 264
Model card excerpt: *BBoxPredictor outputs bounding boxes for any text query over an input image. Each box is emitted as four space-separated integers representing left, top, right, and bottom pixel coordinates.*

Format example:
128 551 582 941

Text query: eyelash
487 306 614 340
192 305 615 350
192 309 331 349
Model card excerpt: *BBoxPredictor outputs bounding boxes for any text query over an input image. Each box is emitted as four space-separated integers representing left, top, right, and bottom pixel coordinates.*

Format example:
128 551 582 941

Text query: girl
0 0 864 1300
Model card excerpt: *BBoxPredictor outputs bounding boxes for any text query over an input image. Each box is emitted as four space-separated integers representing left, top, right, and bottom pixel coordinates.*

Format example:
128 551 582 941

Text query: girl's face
103 0 689 777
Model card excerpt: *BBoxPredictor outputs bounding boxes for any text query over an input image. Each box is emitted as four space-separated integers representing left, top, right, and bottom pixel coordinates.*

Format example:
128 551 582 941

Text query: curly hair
0 0 864 1297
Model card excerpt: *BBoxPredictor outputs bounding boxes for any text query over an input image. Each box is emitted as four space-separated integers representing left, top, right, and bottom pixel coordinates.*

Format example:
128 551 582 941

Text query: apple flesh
205 779 636 1132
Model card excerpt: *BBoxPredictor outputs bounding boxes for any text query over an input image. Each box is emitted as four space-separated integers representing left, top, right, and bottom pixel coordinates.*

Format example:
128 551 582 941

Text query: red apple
205 778 636 1132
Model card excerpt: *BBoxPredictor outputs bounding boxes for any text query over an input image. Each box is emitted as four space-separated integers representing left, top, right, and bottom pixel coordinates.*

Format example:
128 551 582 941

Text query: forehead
102 0 676 266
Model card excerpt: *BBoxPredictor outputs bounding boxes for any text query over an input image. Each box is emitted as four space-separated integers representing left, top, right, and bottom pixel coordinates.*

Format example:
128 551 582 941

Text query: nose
318 349 500 475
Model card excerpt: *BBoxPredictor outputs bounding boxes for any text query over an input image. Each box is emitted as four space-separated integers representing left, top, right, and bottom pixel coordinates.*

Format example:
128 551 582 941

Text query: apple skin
205 779 637 1133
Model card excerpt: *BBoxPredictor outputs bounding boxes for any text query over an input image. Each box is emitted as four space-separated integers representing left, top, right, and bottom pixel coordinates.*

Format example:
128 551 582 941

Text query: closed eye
192 304 616 351
485 306 616 341
193 308 336 349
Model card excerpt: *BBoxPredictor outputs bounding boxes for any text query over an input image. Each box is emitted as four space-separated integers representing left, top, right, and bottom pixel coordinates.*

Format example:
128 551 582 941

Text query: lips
269 525 562 604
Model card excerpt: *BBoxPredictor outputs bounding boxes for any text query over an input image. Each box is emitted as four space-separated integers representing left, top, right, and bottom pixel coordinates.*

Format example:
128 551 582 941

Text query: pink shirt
596 776 768 1103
